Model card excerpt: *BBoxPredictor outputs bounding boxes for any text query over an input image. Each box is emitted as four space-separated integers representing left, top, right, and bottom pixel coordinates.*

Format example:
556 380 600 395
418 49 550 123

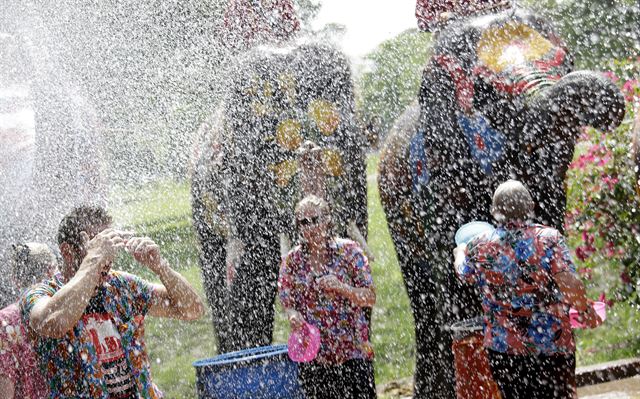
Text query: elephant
378 7 626 398
191 43 369 353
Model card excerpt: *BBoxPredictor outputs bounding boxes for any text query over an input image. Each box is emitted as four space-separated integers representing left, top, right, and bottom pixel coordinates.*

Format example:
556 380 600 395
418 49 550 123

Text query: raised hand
125 236 164 274
80 229 131 273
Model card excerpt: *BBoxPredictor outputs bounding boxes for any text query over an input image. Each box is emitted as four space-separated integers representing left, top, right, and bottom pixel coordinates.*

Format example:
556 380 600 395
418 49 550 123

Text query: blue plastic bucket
193 344 306 399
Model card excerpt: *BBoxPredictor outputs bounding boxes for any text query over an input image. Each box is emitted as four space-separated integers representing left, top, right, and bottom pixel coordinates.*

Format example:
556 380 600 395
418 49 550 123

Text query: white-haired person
453 180 600 399
278 195 376 399
0 242 58 399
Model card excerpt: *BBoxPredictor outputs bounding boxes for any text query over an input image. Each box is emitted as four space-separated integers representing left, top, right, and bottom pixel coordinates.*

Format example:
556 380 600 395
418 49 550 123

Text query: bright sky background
311 0 418 59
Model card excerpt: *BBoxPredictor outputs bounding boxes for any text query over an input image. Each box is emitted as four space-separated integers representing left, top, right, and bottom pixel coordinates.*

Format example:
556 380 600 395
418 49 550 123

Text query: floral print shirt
21 271 163 398
0 303 48 398
278 238 375 364
459 223 576 355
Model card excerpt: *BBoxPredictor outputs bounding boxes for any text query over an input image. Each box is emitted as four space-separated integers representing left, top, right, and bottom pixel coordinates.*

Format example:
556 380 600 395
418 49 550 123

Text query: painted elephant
0 1 105 306
191 44 368 353
379 8 626 398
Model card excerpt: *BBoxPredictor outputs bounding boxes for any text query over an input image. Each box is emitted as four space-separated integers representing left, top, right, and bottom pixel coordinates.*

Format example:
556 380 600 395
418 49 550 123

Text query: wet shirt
459 223 576 355
278 238 375 364
21 272 163 399
0 303 48 399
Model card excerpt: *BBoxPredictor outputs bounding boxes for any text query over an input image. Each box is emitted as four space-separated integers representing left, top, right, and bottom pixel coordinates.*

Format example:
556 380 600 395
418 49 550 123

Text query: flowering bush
565 57 640 306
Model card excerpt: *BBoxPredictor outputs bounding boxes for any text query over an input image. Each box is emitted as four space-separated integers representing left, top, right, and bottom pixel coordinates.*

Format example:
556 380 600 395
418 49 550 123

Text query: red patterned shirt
459 223 576 355
0 303 48 399
278 238 374 364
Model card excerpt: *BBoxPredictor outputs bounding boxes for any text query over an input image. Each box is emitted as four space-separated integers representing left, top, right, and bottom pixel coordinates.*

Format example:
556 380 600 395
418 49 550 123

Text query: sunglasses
296 214 326 227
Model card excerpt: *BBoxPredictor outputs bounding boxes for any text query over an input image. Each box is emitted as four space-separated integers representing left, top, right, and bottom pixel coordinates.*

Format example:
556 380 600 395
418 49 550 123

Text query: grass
108 154 634 398
109 154 415 398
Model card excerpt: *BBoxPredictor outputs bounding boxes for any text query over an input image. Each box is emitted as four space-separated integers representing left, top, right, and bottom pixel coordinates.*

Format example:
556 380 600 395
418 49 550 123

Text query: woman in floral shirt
278 195 376 399
453 180 600 399
0 242 56 399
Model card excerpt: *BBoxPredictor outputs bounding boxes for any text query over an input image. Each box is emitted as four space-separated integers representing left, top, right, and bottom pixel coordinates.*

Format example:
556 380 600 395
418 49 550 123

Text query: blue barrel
193 344 306 399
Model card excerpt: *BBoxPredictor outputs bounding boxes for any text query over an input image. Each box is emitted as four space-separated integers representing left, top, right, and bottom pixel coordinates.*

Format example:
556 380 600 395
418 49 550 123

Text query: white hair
491 180 535 223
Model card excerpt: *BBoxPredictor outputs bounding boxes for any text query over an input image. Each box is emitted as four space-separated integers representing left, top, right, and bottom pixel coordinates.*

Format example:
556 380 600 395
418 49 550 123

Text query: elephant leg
426 246 483 399
198 235 233 352
404 261 455 399
396 233 483 398
226 233 280 350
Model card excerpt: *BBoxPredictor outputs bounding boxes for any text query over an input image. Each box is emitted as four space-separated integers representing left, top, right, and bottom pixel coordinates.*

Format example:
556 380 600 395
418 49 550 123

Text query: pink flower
622 79 639 102
578 268 592 280
603 241 618 258
602 175 619 190
575 245 595 261
621 270 632 284
582 231 595 246
602 71 619 83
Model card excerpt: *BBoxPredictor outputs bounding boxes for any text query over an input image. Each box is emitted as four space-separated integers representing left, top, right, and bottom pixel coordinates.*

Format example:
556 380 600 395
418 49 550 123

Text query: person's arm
452 242 480 284
554 271 589 312
0 375 15 399
278 252 306 330
453 243 467 277
550 234 601 327
28 229 126 338
126 236 204 320
317 246 376 308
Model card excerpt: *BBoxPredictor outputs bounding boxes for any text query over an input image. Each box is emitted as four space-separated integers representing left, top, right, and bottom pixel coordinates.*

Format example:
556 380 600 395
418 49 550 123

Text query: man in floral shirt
0 242 56 399
21 206 205 398
453 180 599 399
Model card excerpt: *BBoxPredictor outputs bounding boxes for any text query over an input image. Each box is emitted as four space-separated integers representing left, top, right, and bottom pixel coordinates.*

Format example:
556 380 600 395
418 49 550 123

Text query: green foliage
525 0 640 68
565 58 640 306
356 30 432 136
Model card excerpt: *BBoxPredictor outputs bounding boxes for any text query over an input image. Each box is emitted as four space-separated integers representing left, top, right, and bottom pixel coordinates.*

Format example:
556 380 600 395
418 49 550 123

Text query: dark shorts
297 358 376 399
488 349 577 399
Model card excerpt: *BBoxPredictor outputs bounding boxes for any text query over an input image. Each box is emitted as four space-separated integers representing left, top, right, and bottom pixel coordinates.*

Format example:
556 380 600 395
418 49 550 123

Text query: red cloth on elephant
222 0 300 50
458 223 576 356
278 239 374 365
416 0 512 31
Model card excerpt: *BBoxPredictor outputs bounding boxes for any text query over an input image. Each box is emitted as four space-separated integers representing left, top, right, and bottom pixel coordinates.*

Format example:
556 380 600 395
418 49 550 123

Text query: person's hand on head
80 228 130 273
125 236 165 274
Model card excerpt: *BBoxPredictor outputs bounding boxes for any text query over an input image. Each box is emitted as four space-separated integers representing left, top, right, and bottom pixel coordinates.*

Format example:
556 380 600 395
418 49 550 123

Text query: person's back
0 243 55 399
454 180 599 399
462 223 575 355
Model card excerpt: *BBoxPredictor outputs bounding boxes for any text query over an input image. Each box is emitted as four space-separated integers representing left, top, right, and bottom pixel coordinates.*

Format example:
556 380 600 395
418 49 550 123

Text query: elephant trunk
525 71 626 146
